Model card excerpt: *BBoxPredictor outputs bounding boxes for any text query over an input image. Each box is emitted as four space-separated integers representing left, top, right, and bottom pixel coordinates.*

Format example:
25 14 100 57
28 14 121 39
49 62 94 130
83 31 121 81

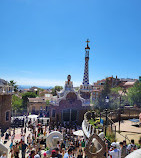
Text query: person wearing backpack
127 139 137 154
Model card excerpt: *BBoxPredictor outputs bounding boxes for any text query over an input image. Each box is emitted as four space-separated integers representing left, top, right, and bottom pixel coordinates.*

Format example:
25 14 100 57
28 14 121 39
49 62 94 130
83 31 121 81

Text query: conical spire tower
80 39 92 100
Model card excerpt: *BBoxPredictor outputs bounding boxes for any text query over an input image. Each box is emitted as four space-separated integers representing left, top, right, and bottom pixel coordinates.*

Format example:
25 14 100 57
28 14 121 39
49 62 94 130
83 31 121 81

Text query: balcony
0 85 14 95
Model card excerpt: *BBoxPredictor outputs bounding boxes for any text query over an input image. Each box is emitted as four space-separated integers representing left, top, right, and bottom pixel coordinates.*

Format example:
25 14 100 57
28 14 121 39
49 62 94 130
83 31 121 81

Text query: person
14 143 19 158
4 132 9 143
43 152 47 158
55 148 62 158
0 152 6 158
119 142 127 158
81 139 85 151
50 150 57 158
123 140 127 148
108 142 121 158
21 141 28 158
138 139 141 149
60 140 65 151
11 134 14 142
24 127 26 133
29 149 36 158
9 140 13 150
34 154 40 158
64 148 73 158
77 147 83 158
127 139 137 154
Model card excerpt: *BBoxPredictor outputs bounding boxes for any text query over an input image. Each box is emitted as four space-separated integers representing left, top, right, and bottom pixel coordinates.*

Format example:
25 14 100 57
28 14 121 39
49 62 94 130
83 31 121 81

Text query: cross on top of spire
86 39 90 44
85 39 90 50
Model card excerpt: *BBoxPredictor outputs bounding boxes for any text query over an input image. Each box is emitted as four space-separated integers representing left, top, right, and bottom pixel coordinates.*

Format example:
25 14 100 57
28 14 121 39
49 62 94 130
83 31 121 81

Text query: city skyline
0 0 141 87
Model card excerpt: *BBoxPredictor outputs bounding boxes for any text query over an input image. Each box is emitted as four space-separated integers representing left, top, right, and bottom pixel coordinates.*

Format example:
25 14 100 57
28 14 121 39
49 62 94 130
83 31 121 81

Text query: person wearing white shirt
109 142 121 158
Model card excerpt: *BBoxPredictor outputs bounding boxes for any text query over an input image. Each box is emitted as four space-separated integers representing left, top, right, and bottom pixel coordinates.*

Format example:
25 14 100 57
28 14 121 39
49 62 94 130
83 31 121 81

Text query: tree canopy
9 80 18 92
95 78 111 110
12 95 22 111
22 92 37 109
128 81 141 107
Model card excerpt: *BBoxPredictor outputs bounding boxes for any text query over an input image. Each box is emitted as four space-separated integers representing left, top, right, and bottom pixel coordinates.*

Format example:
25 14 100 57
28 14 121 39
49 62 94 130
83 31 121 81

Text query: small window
32 106 35 112
46 106 48 111
6 111 9 121
52 110 56 117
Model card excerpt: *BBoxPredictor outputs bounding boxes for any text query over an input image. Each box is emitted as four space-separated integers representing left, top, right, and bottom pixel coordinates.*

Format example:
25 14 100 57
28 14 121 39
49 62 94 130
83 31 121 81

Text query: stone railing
0 85 14 95
82 111 106 158
82 111 103 138
107 108 141 122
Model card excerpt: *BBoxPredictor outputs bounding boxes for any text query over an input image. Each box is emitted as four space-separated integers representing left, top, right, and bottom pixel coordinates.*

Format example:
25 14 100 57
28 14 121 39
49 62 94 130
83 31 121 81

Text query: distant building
92 76 119 101
27 97 47 114
0 79 13 131
118 78 138 88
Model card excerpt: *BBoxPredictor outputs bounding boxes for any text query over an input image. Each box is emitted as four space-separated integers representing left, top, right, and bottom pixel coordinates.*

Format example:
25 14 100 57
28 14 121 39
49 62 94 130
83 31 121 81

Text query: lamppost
105 96 109 136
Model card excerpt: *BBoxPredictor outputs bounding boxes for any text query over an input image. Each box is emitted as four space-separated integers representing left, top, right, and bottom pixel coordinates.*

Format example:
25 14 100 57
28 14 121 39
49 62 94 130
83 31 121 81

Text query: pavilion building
49 40 92 124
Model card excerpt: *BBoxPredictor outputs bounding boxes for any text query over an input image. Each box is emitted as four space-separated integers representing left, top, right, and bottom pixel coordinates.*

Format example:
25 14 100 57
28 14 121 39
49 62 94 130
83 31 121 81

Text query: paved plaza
1 127 34 158
115 120 141 143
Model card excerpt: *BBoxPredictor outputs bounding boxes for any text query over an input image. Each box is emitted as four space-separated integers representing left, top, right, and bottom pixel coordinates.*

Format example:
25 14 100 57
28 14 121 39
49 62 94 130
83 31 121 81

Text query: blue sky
0 0 141 87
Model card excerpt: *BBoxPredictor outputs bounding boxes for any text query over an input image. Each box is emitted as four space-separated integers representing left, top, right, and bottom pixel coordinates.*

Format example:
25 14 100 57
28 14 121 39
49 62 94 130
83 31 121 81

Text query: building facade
92 76 119 102
0 79 13 131
27 97 47 115
49 40 92 124
49 75 90 124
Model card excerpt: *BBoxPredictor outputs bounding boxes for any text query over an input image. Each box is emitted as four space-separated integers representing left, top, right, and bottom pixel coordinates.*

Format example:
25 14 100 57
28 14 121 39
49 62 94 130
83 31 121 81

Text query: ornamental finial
85 39 90 50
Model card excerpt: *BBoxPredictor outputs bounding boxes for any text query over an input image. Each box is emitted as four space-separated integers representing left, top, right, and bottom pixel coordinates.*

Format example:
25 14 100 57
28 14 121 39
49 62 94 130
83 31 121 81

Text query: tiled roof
28 97 46 103
124 82 135 86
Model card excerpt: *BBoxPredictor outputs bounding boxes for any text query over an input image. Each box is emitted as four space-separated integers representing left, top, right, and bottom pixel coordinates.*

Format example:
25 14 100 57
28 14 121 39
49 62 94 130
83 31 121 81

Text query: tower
80 39 92 99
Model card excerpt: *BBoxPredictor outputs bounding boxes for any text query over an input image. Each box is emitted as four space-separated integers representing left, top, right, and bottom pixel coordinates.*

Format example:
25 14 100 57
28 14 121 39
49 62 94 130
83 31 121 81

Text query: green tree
128 81 141 107
101 78 111 98
9 80 18 92
51 86 63 96
111 86 122 94
22 92 37 109
12 95 22 111
94 78 111 110
46 100 50 105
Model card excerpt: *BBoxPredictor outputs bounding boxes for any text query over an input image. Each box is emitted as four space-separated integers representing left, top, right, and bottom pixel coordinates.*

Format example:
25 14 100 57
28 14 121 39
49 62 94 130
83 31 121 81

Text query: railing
82 111 103 138
108 108 141 122
0 86 14 94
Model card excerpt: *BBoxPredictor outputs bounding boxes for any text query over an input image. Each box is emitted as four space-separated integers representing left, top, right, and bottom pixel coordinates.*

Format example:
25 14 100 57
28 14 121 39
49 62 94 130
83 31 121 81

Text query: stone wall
0 95 12 131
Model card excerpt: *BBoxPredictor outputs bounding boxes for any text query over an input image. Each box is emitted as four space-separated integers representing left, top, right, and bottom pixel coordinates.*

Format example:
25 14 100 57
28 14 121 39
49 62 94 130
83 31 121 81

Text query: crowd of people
105 139 141 158
2 120 88 158
1 118 141 158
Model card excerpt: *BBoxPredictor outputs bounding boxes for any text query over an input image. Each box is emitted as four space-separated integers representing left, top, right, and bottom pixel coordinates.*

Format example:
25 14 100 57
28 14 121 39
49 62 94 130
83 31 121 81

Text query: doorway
62 109 77 122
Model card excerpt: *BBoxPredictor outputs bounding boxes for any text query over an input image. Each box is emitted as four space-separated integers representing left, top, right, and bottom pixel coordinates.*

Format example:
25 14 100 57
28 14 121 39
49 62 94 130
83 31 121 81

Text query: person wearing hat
108 142 121 158
50 150 57 158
